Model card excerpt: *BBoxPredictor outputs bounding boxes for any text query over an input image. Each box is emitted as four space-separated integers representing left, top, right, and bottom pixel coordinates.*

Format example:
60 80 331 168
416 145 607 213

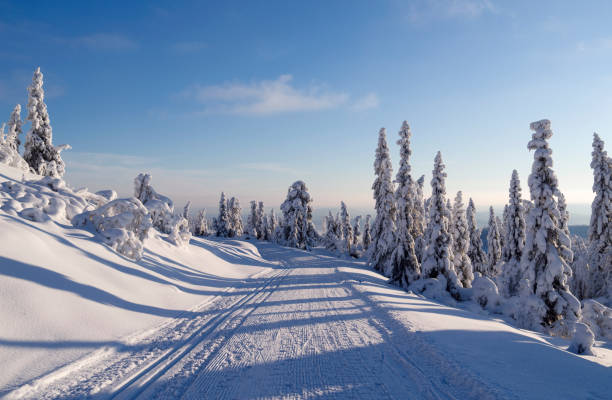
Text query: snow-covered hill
0 163 611 399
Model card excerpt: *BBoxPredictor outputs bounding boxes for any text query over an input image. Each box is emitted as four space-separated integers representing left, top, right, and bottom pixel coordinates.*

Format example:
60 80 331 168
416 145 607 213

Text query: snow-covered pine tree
280 180 317 249
421 152 461 296
194 209 209 236
246 201 258 238
324 211 340 252
268 209 278 243
5 104 22 151
340 201 353 254
518 119 580 332
256 201 265 239
451 191 473 288
352 215 362 248
557 192 570 237
467 198 487 275
587 133 612 299
414 175 426 263
486 207 502 278
389 121 420 288
216 192 230 237
183 201 191 219
362 214 372 251
570 235 591 300
227 197 243 237
498 170 526 297
369 128 397 276
23 67 69 177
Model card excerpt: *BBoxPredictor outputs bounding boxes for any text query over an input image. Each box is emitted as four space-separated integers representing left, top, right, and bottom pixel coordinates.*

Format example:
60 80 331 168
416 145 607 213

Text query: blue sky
1 0 610 223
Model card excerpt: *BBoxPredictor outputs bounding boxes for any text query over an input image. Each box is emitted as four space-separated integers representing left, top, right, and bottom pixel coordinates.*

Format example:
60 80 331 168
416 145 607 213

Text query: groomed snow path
7 241 612 400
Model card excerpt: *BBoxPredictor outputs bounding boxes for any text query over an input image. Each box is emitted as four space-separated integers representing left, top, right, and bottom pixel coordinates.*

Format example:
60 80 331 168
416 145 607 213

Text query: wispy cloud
403 0 496 24
172 41 207 53
576 37 612 53
66 33 138 51
182 74 349 115
350 93 379 111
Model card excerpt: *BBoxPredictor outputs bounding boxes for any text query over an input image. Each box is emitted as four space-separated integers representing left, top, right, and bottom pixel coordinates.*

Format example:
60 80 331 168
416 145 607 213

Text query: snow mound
568 322 595 355
471 274 501 311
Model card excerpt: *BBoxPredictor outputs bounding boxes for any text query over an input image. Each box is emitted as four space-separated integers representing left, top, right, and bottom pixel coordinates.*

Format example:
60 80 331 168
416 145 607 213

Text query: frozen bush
568 323 595 356
581 299 612 340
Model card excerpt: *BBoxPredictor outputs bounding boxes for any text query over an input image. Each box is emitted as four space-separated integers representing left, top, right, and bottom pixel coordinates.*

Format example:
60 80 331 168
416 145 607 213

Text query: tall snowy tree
183 201 191 219
280 180 317 249
557 192 570 237
498 170 526 297
369 128 397 276
451 191 473 288
246 201 258 238
414 175 426 262
339 201 354 254
23 67 69 177
256 201 265 239
228 197 244 237
324 210 341 252
362 214 372 251
486 207 502 278
421 152 460 296
268 209 278 243
466 198 487 275
352 216 362 248
5 104 22 151
389 121 421 287
194 209 209 236
587 133 612 299
216 192 230 237
518 119 580 332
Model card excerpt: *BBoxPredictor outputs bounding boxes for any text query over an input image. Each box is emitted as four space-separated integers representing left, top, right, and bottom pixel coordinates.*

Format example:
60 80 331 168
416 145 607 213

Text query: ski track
7 247 509 400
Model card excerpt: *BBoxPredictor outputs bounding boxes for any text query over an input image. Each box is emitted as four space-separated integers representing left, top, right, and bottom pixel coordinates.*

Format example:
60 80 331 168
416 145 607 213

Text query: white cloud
70 33 138 51
350 93 379 111
183 74 349 115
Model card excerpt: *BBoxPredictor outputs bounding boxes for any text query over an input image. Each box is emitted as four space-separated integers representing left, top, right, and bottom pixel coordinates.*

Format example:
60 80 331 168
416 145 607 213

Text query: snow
1 162 611 398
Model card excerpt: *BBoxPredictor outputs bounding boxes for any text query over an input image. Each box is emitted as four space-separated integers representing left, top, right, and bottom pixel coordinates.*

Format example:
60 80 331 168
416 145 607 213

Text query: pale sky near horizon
0 1 610 224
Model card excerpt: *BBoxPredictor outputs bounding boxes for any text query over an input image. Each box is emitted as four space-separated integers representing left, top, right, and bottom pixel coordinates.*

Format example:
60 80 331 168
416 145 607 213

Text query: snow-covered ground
1 164 611 399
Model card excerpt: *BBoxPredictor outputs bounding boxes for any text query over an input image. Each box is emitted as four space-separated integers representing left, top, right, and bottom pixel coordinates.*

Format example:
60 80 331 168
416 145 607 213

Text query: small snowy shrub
568 323 595 356
471 274 502 311
580 299 612 340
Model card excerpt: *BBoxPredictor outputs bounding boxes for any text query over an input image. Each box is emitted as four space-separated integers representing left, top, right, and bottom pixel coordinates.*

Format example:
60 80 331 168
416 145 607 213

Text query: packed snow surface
0 165 611 399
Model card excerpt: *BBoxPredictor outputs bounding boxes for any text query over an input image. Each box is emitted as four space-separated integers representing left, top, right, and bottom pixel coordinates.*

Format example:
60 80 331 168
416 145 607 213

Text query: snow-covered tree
133 173 175 234
216 192 230 237
280 180 317 249
451 191 473 288
570 235 591 300
256 201 265 239
518 119 580 332
268 209 278 242
183 201 191 219
193 209 209 236
421 152 460 296
557 192 570 237
414 175 426 262
352 216 362 248
23 67 69 177
362 214 372 251
246 201 258 238
228 197 243 237
389 121 420 287
486 207 502 278
587 133 612 299
467 198 487 275
324 211 341 252
339 201 353 254
369 128 397 275
5 104 22 151
498 170 526 297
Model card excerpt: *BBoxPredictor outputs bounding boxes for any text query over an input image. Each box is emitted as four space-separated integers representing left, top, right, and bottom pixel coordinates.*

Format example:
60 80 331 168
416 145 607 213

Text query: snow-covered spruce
133 173 176 234
23 67 70 177
0 105 29 172
580 299 612 340
466 198 487 275
339 201 354 255
324 211 341 252
389 121 420 288
352 215 362 249
369 128 397 276
451 191 473 288
414 175 426 263
517 119 580 334
5 104 22 151
227 197 244 238
587 133 612 299
420 152 461 297
246 200 258 239
279 180 318 250
362 214 372 251
256 201 265 239
486 207 502 278
498 170 526 298
193 209 209 237
216 192 230 237
267 209 278 242
183 201 191 219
